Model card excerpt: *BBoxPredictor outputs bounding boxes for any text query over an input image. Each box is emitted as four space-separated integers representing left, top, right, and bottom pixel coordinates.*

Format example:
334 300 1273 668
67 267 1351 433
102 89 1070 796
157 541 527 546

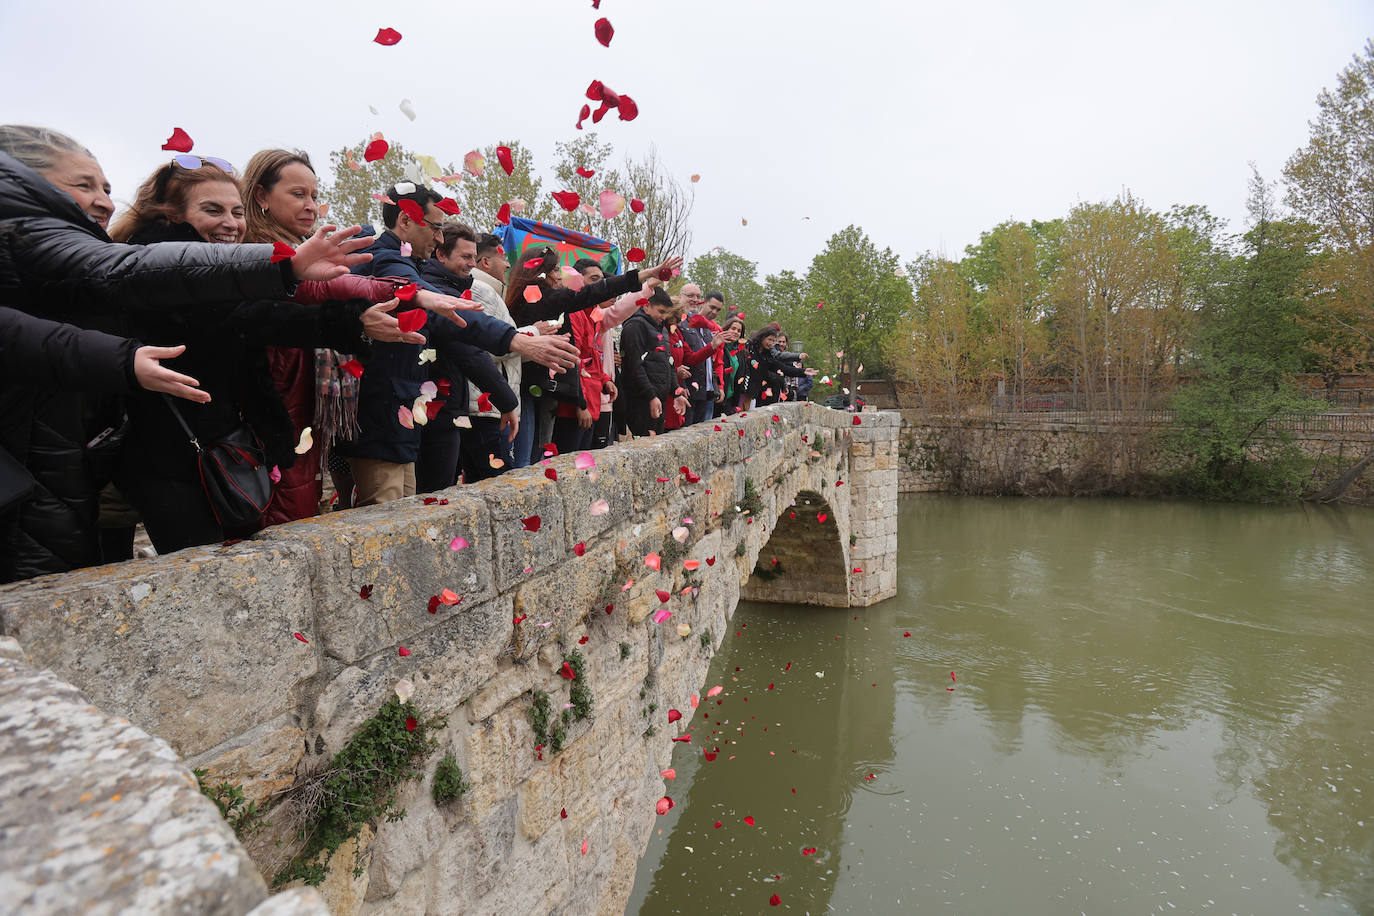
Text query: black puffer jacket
618 309 674 403
0 152 301 583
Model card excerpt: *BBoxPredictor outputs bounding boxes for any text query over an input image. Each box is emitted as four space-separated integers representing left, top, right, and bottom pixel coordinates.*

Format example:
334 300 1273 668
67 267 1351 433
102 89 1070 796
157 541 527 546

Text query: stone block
0 657 267 916
257 496 495 664
314 824 371 916
365 778 445 898
312 596 511 757
0 539 319 758
554 452 637 548
511 541 614 660
247 889 332 916
473 469 567 594
185 715 305 809
464 702 540 820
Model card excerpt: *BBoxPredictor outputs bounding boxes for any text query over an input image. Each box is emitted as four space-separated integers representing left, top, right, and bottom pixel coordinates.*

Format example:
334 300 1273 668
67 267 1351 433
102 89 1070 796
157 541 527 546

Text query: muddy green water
627 496 1374 915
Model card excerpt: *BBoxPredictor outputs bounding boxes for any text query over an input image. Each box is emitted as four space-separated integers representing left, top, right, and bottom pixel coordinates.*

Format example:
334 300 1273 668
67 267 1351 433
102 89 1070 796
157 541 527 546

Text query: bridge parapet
0 403 899 916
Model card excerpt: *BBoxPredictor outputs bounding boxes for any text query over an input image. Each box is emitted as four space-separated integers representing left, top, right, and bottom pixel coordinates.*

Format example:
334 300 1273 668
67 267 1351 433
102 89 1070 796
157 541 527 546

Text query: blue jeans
513 393 537 469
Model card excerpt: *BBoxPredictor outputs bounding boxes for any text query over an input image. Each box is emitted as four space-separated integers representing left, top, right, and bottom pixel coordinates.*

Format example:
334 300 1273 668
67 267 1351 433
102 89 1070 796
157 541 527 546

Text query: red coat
554 309 609 421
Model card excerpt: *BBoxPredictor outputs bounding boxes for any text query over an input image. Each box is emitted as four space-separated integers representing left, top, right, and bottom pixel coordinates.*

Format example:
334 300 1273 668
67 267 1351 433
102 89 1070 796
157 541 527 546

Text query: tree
453 140 554 233
687 248 764 318
320 140 455 230
548 133 623 239
961 221 1052 407
1283 39 1374 376
889 255 985 412
790 225 912 392
614 147 694 263
1166 171 1323 501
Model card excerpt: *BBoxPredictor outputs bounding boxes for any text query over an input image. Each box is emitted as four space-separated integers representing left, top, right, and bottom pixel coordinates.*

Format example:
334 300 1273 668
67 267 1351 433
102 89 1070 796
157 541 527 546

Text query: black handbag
164 396 272 529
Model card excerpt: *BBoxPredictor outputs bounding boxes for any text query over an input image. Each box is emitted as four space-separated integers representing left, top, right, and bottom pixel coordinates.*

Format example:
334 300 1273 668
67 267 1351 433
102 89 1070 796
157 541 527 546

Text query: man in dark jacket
340 185 576 502
618 288 676 437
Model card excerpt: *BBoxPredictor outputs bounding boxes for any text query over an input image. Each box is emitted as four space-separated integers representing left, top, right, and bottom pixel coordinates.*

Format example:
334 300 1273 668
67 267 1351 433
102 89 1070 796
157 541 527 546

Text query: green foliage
1163 175 1324 502
688 248 765 318
454 140 554 233
660 531 687 564
738 478 763 517
529 689 552 747
194 769 263 840
431 753 469 805
619 641 631 661
734 539 748 557
699 630 712 650
273 698 434 887
752 559 785 582
320 139 454 230
548 720 567 753
565 650 594 722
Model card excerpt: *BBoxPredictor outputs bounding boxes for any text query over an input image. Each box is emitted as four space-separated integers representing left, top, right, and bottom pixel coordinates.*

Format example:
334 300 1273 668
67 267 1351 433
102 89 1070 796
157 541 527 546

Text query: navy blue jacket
418 259 518 421
339 229 519 463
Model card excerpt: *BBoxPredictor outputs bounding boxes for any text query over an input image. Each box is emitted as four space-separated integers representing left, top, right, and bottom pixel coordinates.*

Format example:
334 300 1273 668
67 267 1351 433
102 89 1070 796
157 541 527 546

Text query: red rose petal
560 661 577 679
853 415 862 425
574 542 586 556
496 146 514 176
705 556 716 566
744 816 756 826
770 894 781 906
398 199 426 224
578 635 589 645
397 308 427 333
630 198 645 213
575 166 596 179
435 197 461 216
667 709 682 723
396 283 420 302
561 808 568 819
655 796 674 815
713 820 722 828
364 138 390 162
802 847 817 856
575 104 592 130
160 127 194 153
340 359 364 379
293 632 308 643
552 190 580 211
269 241 296 263
374 27 402 45
424 399 445 420
545 468 559 481
617 94 639 121
655 589 671 603
398 646 411 657
817 512 828 523
405 716 418 731
428 595 441 614
359 584 373 599
671 734 691 743
625 247 646 263
703 749 718 761
497 203 512 225
477 392 492 412
522 515 541 532
593 17 614 46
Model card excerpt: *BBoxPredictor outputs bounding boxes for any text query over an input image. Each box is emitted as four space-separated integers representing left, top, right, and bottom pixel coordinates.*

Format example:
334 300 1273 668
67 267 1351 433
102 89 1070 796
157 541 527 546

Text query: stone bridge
0 402 899 916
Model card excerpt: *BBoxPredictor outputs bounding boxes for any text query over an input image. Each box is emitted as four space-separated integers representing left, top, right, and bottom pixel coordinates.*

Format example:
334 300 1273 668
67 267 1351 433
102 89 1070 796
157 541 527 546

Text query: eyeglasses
424 219 444 231
171 155 235 175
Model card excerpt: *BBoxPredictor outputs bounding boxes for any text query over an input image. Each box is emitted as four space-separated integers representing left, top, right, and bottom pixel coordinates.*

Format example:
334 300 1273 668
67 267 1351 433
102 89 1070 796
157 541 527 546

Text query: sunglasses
172 154 235 175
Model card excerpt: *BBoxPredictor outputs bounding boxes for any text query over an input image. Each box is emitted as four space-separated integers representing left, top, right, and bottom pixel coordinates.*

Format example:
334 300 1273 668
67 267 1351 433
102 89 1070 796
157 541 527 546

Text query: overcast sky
4 0 1370 277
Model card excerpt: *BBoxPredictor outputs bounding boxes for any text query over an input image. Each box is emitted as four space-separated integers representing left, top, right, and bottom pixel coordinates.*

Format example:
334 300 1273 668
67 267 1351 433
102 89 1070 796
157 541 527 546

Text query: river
627 496 1374 915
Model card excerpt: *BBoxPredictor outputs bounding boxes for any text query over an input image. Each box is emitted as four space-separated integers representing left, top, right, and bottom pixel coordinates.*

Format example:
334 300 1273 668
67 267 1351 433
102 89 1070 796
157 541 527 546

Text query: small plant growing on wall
529 689 553 747
273 697 437 887
564 650 594 722
194 770 264 840
752 558 785 582
432 753 469 805
738 478 763 518
619 641 631 661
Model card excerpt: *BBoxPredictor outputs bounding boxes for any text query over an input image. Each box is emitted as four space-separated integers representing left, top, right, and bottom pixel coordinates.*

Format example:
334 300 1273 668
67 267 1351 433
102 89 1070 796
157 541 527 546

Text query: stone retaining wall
897 412 1374 501
0 404 899 915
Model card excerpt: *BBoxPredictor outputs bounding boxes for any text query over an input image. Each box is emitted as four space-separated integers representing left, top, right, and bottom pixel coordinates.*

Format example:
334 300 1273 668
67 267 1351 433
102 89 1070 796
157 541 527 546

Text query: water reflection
629 497 1374 914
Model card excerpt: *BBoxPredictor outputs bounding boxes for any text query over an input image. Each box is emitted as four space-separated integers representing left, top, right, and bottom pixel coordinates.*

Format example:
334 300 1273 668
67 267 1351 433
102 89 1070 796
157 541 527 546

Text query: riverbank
897 411 1374 505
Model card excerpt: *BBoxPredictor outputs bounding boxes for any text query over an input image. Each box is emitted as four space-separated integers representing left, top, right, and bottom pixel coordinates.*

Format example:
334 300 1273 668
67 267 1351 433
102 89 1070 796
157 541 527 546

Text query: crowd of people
0 125 816 584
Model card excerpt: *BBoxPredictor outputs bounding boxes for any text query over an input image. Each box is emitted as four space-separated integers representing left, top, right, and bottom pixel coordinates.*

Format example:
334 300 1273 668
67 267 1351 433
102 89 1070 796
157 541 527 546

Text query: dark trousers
458 416 512 483
688 398 715 425
417 421 461 493
553 416 594 454
624 397 665 438
591 411 613 449
116 468 226 555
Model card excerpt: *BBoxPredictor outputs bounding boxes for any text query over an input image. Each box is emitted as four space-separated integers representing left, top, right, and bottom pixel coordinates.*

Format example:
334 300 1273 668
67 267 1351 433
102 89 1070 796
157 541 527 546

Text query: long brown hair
240 148 313 244
108 161 239 243
504 245 557 324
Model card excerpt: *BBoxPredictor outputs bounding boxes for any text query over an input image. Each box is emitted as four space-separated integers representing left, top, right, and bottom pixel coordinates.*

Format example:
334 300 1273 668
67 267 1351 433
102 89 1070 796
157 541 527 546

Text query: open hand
133 344 210 403
362 298 426 344
290 225 374 282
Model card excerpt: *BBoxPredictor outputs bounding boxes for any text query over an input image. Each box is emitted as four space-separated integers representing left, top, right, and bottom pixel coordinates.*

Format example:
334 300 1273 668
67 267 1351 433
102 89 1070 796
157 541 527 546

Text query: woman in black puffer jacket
0 126 375 582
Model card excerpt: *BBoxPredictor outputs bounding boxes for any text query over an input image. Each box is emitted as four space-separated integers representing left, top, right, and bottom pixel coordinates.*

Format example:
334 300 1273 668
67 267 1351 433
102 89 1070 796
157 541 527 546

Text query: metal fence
971 406 1374 436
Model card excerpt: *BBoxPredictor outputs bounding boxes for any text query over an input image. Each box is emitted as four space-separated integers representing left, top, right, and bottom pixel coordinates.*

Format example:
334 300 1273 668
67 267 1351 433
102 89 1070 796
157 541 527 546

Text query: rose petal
398 405 414 429
521 515 541 532
435 197 460 216
655 796 674 815
398 646 411 657
707 685 723 697
449 536 469 551
405 716 418 731
293 632 309 643
364 138 389 162
269 240 296 263
523 285 543 304
744 816 756 826
293 426 313 455
574 451 595 470
496 203 512 225
373 27 402 45
589 499 609 516
552 190 580 211
574 542 586 556
653 608 672 624
496 146 514 176
661 768 676 780
625 247 646 264
655 589 671 603
593 17 614 46
598 190 626 220
160 127 194 153
644 552 661 571
667 709 682 723
545 468 558 481
463 150 485 177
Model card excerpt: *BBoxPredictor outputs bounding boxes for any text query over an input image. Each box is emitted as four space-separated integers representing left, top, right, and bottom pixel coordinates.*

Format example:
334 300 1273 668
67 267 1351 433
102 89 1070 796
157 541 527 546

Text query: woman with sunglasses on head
239 150 458 519
0 125 376 582
104 156 410 553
